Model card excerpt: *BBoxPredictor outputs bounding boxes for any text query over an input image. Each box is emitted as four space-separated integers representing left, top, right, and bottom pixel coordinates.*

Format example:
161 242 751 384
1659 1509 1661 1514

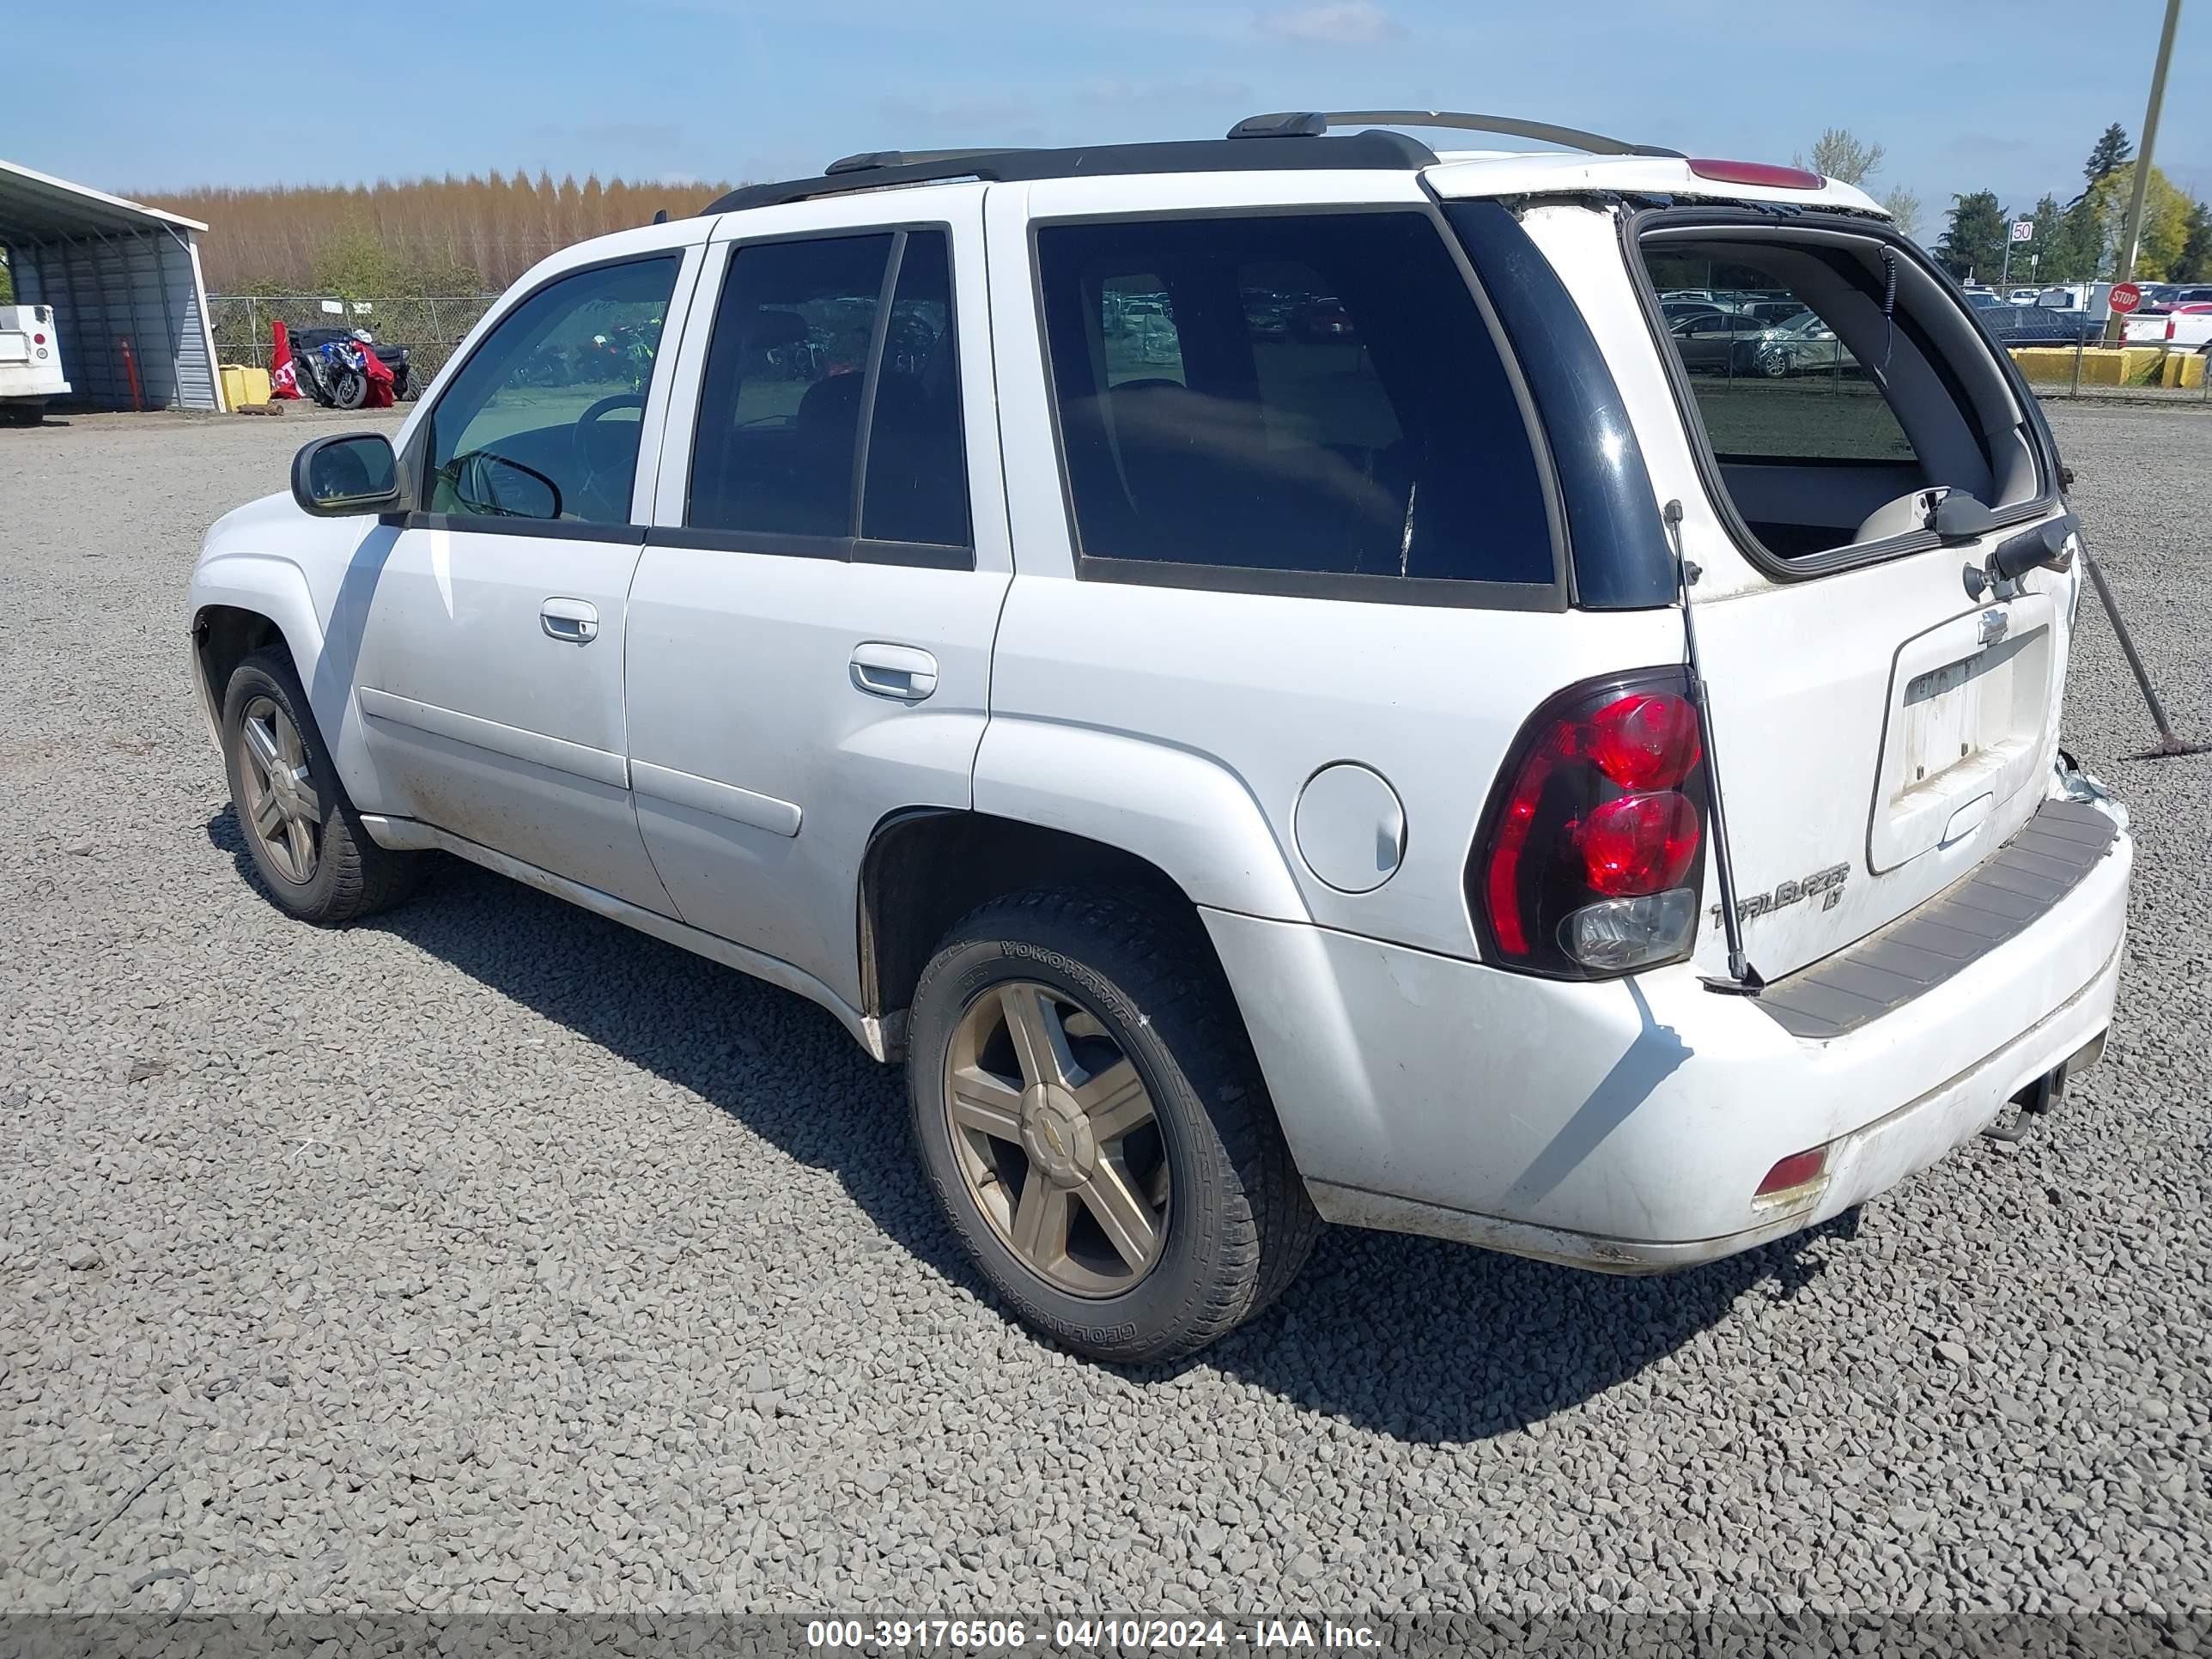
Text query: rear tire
907 889 1320 1364
221 647 420 924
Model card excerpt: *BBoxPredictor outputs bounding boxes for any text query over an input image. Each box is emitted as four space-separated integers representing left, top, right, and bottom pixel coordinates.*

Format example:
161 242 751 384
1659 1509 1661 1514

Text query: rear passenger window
1036 213 1553 592
688 228 970 554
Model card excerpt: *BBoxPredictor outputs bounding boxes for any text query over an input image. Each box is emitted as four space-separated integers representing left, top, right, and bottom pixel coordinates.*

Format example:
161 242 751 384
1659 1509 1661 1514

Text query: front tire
907 890 1320 1363
221 648 419 923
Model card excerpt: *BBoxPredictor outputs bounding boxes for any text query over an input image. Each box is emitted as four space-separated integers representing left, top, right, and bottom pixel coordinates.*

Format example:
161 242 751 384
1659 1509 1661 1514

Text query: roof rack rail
823 148 1030 177
702 130 1438 216
1228 110 1683 160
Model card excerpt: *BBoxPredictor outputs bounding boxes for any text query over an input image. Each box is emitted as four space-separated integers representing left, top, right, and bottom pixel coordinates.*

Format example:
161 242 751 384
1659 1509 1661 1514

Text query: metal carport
0 160 224 412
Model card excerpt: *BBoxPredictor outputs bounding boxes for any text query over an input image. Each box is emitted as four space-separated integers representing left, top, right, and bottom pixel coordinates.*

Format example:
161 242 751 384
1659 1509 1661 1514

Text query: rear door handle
850 641 939 702
541 597 599 644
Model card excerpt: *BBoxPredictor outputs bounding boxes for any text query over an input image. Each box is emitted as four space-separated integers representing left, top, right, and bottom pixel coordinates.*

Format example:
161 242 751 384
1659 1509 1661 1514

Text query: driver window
426 256 678 526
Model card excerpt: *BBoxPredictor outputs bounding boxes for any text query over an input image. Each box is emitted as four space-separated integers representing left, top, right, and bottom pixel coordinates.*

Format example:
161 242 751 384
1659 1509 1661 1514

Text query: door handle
541 598 599 644
850 641 939 702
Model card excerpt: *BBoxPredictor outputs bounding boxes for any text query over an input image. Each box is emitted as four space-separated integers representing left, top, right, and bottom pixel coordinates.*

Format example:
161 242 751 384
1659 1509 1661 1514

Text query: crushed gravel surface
1 404 2206 1618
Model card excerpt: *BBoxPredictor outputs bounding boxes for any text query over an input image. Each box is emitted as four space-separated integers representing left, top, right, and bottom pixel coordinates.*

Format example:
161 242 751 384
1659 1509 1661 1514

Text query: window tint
860 232 970 547
688 228 971 551
1036 213 1552 587
1645 251 1916 463
428 257 676 525
689 234 892 538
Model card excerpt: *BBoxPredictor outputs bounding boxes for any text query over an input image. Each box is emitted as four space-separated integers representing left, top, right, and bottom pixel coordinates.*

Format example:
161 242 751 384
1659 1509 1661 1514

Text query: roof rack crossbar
1228 109 1683 161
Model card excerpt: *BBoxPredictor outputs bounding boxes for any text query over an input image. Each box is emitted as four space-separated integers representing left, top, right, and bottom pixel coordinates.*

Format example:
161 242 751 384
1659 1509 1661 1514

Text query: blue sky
18 0 2212 227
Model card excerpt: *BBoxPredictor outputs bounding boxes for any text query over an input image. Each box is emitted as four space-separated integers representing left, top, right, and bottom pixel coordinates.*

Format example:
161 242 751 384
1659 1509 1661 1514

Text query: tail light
1470 670 1710 978
2167 319 2178 341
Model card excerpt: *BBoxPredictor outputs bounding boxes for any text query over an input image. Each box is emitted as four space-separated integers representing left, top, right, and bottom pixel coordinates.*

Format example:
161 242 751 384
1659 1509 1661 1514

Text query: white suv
189 112 2131 1362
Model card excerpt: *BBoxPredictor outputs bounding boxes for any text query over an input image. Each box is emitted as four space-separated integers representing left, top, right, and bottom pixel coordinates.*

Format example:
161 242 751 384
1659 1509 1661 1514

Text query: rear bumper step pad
1754 798 2120 1041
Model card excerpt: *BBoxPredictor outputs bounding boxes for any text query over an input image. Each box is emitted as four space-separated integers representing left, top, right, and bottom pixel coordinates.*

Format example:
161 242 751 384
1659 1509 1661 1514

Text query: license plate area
1870 596 2054 872
0 333 28 363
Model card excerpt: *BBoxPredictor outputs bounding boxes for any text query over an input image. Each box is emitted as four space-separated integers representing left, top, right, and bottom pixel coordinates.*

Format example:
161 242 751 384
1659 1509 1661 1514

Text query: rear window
1036 211 1554 593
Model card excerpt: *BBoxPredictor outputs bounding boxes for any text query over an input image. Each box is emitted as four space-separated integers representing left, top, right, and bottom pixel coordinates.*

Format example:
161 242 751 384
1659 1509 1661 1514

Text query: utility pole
2109 0 2185 341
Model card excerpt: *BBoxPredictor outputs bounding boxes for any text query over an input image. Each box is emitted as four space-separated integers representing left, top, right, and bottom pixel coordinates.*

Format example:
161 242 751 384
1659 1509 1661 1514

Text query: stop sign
2110 283 2142 314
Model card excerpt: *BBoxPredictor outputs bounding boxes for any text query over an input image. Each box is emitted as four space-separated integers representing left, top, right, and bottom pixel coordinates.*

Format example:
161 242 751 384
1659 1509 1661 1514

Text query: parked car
2036 282 2113 320
1754 309 1854 374
1666 307 1774 374
1291 295 1356 341
1241 289 1291 338
191 117 2130 1364
2134 284 2212 317
0 302 70 423
2125 302 2212 350
1980 306 2104 345
1734 299 1809 327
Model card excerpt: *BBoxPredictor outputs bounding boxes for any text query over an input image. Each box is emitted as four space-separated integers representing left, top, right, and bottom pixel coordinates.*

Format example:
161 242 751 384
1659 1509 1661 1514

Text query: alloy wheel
236 696 324 884
942 980 1170 1297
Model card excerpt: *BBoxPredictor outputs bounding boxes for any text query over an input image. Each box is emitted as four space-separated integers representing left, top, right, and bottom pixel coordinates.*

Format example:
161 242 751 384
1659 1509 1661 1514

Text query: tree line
135 171 737 297
1933 123 2212 286
104 123 2212 304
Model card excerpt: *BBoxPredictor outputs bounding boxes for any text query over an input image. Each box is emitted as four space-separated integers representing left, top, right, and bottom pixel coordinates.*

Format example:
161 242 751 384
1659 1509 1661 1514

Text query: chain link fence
207 295 499 385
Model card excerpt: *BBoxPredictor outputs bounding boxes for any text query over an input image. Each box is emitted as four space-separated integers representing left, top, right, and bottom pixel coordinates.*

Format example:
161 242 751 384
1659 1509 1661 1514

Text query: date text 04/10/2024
804 1620 1382 1650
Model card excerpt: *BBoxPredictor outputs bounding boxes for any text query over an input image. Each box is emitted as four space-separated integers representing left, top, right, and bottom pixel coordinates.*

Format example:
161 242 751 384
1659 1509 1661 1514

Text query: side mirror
1930 489 2001 544
292 432 402 516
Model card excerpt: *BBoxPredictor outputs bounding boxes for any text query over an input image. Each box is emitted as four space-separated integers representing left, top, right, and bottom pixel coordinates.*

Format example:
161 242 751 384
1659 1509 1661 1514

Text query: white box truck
0 304 70 423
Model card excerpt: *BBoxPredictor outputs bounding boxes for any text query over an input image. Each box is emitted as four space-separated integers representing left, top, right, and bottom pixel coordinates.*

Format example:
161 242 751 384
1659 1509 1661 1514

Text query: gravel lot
2 402 2207 1620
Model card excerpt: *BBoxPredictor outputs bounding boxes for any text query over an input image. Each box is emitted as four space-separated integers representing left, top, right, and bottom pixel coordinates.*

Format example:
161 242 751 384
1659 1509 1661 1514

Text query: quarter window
426 257 677 526
1645 250 1916 464
1035 212 1553 589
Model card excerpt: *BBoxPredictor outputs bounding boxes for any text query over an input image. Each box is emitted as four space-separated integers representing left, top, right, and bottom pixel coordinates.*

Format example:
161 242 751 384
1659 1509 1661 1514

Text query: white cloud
1256 2 1400 45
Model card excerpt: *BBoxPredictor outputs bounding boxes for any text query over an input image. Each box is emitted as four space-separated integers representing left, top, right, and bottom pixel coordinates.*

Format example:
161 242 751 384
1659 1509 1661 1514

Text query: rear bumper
1204 809 2130 1270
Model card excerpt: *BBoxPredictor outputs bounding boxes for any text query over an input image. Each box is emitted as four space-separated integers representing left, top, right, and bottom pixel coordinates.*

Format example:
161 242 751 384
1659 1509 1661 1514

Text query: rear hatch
1626 210 2076 983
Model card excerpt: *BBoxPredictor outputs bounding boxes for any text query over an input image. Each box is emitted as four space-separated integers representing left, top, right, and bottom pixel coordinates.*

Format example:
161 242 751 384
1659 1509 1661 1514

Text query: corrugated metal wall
8 228 219 410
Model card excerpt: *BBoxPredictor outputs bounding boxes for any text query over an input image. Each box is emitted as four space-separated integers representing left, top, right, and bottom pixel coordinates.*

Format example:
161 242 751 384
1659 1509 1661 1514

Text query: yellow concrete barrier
2008 345 2179 387
2160 349 2207 390
219 363 272 408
